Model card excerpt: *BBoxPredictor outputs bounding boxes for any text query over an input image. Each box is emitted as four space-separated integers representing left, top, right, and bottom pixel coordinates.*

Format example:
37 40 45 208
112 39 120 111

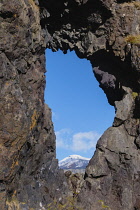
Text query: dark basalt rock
0 0 140 209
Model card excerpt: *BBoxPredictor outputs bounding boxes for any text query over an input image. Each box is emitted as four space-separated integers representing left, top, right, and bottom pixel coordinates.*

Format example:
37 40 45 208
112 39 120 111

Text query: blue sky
45 49 115 161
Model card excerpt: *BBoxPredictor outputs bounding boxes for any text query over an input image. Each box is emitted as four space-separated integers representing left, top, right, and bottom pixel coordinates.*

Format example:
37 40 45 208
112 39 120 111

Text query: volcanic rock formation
0 0 140 209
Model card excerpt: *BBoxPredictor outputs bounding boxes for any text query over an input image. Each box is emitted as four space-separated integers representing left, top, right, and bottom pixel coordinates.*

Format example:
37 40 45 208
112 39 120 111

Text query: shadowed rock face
0 1 69 209
0 0 140 209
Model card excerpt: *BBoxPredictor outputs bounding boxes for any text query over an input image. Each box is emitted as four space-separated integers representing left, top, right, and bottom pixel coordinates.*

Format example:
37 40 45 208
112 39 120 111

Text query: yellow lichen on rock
10 160 19 170
30 110 38 130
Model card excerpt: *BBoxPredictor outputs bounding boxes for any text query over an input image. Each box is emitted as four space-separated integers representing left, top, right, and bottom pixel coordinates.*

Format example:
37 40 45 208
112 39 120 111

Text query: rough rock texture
65 170 85 195
0 1 69 209
0 0 140 209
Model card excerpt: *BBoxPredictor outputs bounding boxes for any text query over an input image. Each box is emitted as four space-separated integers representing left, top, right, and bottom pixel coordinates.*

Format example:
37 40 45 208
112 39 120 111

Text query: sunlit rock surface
0 0 140 209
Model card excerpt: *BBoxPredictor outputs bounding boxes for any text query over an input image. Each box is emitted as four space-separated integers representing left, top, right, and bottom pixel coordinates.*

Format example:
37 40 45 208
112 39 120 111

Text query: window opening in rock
45 49 115 162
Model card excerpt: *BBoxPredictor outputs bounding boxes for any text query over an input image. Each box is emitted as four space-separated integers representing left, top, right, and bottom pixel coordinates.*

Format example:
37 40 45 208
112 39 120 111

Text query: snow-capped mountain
59 155 90 170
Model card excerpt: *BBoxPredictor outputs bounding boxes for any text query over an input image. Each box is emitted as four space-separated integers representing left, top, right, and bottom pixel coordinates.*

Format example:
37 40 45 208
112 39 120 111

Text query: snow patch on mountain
59 155 90 169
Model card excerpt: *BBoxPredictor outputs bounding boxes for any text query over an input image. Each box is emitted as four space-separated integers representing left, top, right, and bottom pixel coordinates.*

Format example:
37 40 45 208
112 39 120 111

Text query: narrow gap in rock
0 11 14 19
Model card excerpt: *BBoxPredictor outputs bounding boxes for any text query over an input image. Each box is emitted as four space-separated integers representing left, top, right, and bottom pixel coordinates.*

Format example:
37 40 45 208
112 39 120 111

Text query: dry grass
121 1 140 9
98 200 111 210
133 1 140 9
132 92 138 99
125 35 140 45
28 0 39 11
47 197 83 210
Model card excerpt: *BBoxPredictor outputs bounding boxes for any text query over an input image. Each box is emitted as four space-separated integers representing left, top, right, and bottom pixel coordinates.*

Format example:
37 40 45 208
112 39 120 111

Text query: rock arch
0 0 139 209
